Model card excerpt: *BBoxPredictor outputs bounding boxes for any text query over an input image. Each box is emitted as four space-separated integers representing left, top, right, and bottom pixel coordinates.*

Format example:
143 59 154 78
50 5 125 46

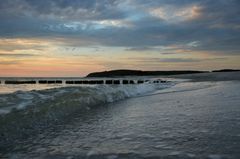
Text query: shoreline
167 71 240 82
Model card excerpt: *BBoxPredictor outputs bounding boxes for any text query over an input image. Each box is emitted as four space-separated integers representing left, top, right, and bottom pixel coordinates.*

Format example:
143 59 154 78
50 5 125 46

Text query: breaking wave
0 83 172 115
0 83 173 145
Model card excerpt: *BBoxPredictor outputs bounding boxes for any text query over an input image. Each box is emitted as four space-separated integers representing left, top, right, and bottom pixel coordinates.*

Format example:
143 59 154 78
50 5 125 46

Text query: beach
0 72 240 159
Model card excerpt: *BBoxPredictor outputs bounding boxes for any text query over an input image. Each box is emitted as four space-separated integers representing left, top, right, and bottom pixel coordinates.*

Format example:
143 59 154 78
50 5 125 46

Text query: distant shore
168 71 240 82
86 69 240 78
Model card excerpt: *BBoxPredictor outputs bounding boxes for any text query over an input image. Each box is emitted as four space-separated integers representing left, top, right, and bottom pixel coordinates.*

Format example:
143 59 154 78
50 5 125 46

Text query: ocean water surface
0 77 240 159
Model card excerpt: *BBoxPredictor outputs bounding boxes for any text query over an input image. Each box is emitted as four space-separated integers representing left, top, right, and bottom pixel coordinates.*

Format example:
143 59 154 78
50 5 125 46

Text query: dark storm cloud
0 0 124 20
0 0 240 55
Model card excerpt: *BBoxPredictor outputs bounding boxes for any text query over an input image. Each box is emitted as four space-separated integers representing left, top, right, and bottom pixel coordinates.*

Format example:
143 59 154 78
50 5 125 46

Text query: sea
0 76 240 159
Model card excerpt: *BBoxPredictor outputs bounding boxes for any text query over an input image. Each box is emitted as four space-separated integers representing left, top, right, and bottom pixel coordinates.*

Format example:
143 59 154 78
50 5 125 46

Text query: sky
0 0 240 77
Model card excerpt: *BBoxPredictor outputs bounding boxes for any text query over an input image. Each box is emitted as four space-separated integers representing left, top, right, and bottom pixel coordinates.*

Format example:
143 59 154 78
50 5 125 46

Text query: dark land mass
86 69 240 77
212 69 240 72
86 69 208 77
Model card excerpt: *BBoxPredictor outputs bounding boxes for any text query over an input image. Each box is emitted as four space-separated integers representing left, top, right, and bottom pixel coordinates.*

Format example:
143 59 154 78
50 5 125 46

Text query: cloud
159 58 201 63
149 5 202 22
0 60 20 65
125 57 227 63
0 38 49 51
0 53 37 57
0 0 239 56
125 46 163 51
0 0 125 21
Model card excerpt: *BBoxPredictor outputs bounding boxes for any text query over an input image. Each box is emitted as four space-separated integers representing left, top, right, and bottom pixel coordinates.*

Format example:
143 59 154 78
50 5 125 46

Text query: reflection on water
1 81 240 159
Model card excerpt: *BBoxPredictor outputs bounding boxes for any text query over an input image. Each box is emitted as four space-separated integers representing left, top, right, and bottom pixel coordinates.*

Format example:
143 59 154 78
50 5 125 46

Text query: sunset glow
0 0 240 77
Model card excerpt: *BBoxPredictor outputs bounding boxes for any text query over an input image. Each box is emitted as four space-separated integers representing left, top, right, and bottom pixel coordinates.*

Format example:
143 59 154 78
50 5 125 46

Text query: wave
0 83 173 146
0 83 172 114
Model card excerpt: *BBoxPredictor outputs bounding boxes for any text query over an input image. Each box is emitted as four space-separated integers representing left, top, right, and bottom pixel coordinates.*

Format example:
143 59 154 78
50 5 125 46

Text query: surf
0 83 173 147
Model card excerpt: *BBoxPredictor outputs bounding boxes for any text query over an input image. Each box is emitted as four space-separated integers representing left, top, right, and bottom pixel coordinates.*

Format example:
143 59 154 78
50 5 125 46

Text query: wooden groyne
4 80 36 84
1 79 167 85
39 80 62 84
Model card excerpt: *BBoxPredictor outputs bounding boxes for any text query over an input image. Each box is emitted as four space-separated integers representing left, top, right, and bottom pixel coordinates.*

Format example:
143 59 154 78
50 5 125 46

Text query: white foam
0 83 173 115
